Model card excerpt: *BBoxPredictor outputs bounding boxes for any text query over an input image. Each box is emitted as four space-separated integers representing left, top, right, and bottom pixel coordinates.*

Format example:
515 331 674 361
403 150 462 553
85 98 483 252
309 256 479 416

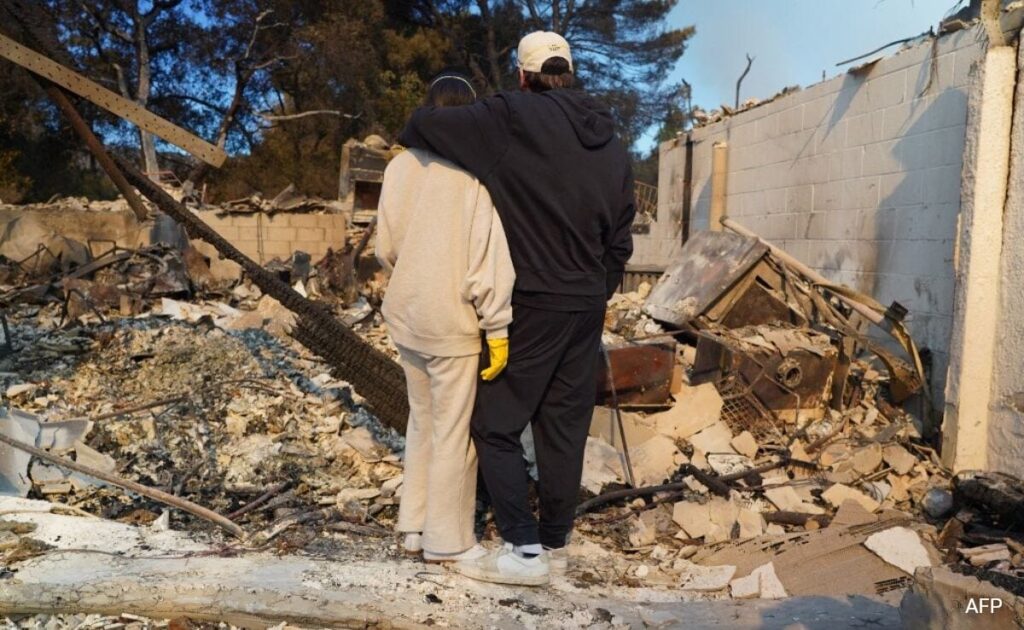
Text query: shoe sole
455 564 550 586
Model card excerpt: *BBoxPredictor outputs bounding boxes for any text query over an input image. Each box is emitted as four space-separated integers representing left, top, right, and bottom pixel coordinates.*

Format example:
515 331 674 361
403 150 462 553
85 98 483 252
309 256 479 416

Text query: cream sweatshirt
376 148 515 358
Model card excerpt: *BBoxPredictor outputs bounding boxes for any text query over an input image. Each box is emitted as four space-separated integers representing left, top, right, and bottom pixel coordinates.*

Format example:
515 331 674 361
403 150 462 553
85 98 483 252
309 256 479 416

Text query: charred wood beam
0 430 244 539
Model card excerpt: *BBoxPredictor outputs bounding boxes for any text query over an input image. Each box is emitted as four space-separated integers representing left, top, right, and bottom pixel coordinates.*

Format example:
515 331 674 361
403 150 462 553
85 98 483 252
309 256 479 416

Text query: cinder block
763 188 786 214
813 181 842 212
262 226 297 242
799 154 830 185
922 165 963 205
786 185 814 213
755 113 780 142
878 171 925 208
847 110 885 146
232 240 262 261
261 240 294 259
862 140 899 176
866 68 907 110
729 121 759 145
952 48 980 88
777 105 804 135
802 96 832 131
317 214 345 228
896 126 966 170
284 214 318 228
841 176 880 210
895 203 960 242
229 215 258 229
236 225 260 241
816 120 846 154
911 52 957 97
211 225 240 241
266 214 291 228
295 227 326 242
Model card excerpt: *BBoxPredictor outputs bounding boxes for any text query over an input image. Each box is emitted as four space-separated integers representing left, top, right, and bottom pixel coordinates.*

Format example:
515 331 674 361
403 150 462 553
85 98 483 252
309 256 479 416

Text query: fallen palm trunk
0 431 244 539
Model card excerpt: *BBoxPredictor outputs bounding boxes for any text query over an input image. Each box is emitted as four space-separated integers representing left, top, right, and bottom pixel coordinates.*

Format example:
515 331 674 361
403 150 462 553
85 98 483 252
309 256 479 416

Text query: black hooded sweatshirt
398 89 635 312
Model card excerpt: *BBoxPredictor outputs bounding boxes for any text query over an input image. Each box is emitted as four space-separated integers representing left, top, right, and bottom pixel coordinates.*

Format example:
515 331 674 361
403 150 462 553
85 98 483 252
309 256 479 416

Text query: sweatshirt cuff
485 327 509 340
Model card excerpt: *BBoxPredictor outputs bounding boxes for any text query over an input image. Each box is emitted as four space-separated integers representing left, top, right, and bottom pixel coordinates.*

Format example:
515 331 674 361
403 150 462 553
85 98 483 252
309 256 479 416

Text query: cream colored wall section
986 38 1024 479
650 27 986 401
941 42 1015 473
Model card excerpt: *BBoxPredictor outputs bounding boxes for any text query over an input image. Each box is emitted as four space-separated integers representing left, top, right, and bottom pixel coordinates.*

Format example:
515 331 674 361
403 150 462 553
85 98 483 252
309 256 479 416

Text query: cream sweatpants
396 345 479 554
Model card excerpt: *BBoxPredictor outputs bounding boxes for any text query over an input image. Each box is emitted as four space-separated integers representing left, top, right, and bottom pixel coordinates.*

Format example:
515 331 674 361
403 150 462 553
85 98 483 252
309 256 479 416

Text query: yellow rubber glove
480 337 509 381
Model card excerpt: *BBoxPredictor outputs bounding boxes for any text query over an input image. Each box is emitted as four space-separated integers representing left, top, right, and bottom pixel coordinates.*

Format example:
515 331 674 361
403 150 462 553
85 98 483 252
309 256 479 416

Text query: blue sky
639 0 962 148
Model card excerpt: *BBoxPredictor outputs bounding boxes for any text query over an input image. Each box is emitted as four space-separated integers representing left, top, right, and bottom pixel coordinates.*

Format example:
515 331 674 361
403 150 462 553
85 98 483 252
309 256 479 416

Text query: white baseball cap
516 31 573 73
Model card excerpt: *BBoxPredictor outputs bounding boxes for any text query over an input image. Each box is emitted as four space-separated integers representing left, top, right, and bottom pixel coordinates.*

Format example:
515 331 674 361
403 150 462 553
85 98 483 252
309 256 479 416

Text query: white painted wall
987 38 1024 478
646 27 987 400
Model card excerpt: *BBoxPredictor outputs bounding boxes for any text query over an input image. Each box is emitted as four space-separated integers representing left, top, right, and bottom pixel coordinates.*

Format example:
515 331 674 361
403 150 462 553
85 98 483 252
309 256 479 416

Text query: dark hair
523 57 575 92
424 72 477 107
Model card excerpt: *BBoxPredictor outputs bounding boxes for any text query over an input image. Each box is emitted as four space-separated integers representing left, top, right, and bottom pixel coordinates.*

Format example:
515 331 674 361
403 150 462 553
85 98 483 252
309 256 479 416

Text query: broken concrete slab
630 434 684 487
688 421 736 455
581 436 625 494
677 560 736 592
729 570 761 599
673 501 711 539
882 444 916 475
730 431 759 459
737 508 766 540
831 499 878 528
650 382 723 439
590 407 658 452
851 443 883 475
731 562 789 600
822 483 880 513
864 526 933 576
764 486 825 515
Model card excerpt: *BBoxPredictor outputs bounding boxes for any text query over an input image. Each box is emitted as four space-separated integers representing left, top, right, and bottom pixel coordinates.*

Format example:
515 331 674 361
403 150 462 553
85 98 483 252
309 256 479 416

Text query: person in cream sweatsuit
376 72 515 563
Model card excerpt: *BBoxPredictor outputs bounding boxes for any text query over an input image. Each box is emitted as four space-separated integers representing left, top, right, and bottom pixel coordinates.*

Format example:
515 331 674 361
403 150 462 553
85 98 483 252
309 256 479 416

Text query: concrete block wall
186 210 348 280
631 140 688 267
650 27 986 399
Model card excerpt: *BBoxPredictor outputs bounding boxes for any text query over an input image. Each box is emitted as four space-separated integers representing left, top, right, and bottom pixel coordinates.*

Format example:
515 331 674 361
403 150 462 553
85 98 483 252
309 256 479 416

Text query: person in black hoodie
398 31 635 586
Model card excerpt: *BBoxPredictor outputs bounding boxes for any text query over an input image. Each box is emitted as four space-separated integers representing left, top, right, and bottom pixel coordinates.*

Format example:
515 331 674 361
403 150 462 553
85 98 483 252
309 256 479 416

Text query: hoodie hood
545 90 615 148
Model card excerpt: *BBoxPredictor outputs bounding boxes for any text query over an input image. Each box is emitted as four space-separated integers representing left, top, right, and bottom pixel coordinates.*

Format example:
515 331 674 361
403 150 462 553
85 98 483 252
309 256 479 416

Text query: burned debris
585 225 1022 607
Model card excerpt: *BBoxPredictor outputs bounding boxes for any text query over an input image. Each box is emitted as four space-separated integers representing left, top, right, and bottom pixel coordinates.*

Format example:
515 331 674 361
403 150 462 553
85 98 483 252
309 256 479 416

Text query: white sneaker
454 543 550 586
423 543 488 563
403 532 423 555
544 546 568 575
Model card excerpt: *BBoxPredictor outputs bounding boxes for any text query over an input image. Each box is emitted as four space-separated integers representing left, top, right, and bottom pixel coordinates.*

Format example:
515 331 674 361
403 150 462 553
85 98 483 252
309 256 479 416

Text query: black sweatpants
471 304 604 549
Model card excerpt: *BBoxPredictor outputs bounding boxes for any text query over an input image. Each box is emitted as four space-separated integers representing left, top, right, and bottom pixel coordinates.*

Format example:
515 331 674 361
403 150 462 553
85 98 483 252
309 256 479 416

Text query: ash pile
0 195 402 556
587 229 1023 613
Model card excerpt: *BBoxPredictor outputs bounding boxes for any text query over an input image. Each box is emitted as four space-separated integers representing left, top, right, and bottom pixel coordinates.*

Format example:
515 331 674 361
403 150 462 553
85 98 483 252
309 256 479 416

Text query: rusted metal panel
644 231 768 328
596 341 676 406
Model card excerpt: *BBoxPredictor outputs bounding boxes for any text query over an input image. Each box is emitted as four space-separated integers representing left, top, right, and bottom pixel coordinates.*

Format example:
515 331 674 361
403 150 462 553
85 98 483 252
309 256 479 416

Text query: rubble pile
0 310 404 546
580 229 1024 602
